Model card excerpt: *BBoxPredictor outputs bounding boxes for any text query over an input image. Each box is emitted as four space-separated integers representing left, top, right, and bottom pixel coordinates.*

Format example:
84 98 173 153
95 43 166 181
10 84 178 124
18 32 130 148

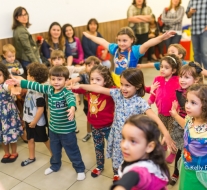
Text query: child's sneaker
113 175 120 182
169 174 179 186
77 172 85 180
44 168 54 175
166 152 176 164
82 133 91 142
91 168 103 178
21 158 36 166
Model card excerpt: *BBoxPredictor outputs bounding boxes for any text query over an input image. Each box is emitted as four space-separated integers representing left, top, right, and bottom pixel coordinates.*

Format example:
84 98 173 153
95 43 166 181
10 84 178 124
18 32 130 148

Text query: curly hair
89 65 115 88
187 84 207 122
27 62 49 83
120 68 145 97
0 62 10 82
160 54 182 76
124 115 170 180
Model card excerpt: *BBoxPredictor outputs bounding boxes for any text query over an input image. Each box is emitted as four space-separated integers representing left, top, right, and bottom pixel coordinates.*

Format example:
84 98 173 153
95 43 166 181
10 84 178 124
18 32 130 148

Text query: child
138 43 187 70
169 62 203 185
7 66 86 180
70 68 176 181
96 45 111 68
170 84 207 190
111 115 169 190
148 54 181 162
69 56 101 142
72 65 115 177
0 63 22 163
2 44 24 76
82 27 175 87
21 62 51 166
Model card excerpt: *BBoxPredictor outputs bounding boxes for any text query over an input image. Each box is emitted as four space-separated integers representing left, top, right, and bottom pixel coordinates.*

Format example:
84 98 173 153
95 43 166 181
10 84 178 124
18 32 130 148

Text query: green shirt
21 80 76 134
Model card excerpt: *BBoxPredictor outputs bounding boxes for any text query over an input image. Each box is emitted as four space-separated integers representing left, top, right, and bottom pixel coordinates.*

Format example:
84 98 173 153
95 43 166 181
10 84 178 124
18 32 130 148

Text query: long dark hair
124 115 170 180
0 63 10 82
12 6 31 29
62 23 75 40
132 0 147 13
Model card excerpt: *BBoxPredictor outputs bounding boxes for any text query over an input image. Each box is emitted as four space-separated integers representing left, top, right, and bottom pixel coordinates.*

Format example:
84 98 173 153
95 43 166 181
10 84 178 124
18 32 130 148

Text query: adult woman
161 0 184 48
127 0 152 63
41 22 73 66
12 7 40 70
62 24 84 65
82 18 103 59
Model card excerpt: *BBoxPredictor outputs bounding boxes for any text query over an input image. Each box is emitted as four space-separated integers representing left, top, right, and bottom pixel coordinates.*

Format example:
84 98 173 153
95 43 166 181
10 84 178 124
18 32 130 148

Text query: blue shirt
154 60 187 70
109 43 144 75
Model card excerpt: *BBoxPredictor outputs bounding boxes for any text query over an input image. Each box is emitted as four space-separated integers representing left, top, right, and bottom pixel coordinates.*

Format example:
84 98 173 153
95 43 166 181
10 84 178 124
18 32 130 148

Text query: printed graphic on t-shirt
114 54 128 75
55 100 66 108
24 91 35 116
89 93 106 117
69 41 78 58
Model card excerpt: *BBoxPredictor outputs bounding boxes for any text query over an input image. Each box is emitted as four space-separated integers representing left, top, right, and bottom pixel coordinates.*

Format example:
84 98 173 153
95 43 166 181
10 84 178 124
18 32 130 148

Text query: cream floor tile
11 182 39 190
68 170 113 190
0 172 20 190
0 148 50 181
24 161 86 190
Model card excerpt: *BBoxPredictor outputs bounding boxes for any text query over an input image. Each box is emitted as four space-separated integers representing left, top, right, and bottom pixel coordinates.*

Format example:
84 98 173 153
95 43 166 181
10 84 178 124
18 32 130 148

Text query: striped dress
21 80 76 134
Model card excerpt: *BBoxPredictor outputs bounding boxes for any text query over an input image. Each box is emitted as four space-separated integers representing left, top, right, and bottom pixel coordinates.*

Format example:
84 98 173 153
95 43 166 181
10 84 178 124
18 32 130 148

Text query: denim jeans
192 31 207 69
165 34 181 49
49 130 85 173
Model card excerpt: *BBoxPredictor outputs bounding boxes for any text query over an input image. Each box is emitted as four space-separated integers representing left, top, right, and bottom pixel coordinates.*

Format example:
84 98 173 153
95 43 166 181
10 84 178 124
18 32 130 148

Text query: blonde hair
2 44 16 54
169 44 186 59
50 50 66 66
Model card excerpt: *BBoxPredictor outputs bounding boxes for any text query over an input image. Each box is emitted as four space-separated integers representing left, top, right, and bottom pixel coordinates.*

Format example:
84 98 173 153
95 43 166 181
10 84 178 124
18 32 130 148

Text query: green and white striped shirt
21 80 76 134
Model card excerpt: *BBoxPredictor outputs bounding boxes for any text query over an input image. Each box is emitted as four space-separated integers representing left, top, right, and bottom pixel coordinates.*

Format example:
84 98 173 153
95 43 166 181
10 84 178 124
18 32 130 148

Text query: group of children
1 26 207 190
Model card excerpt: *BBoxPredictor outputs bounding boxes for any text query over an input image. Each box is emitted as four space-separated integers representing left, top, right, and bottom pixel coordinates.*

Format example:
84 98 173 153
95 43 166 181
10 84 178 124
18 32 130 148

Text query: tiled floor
0 68 179 190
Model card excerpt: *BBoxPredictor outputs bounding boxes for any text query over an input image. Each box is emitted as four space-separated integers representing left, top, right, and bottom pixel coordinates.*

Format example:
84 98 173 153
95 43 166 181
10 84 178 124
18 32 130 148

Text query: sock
44 168 54 175
77 172 85 180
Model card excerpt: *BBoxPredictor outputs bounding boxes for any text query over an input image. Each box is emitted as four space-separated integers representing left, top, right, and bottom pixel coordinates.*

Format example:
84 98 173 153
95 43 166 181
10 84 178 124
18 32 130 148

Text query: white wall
0 0 191 39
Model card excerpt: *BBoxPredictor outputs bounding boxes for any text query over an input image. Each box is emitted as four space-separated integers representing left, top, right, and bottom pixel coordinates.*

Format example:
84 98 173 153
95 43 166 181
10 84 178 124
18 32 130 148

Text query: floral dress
0 84 22 144
106 89 150 169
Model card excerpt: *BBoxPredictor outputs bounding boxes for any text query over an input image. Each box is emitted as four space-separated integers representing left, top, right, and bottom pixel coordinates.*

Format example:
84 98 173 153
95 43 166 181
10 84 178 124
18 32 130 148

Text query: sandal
7 153 18 163
1 154 11 163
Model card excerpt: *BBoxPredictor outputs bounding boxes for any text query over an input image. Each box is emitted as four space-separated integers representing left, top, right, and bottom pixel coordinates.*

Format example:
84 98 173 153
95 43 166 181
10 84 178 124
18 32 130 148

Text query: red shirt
73 88 115 129
96 45 110 61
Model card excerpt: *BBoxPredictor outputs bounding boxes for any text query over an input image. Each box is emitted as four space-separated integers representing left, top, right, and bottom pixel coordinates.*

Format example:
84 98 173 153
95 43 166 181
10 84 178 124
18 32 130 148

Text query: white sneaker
77 172 85 180
45 168 54 175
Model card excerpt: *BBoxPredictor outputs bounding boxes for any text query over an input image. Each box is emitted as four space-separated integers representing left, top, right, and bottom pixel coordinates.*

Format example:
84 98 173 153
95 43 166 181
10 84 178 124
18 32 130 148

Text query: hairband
189 62 203 74
165 56 177 64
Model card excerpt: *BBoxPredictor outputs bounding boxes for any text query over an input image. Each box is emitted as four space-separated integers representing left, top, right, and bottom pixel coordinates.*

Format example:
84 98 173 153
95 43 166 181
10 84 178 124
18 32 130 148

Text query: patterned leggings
92 126 111 169
158 114 174 136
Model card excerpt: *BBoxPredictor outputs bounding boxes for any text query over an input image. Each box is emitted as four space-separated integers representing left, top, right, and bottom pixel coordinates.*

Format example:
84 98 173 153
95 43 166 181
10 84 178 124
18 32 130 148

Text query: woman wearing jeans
161 0 184 48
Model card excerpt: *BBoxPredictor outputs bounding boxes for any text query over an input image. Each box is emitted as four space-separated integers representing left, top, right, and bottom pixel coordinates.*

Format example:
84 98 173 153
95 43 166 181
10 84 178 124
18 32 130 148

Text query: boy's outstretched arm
139 31 175 54
83 32 110 50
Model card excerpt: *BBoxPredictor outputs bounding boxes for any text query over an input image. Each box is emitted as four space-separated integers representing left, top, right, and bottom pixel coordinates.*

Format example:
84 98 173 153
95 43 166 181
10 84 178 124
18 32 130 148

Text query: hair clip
189 62 203 74
165 56 177 64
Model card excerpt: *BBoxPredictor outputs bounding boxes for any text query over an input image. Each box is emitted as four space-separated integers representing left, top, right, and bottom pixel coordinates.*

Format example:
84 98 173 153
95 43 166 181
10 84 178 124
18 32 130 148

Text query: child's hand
29 121 36 128
169 100 179 118
66 82 80 90
160 31 176 40
83 32 91 39
11 67 17 73
164 133 177 152
11 86 21 95
5 75 21 86
67 106 75 121
150 81 160 95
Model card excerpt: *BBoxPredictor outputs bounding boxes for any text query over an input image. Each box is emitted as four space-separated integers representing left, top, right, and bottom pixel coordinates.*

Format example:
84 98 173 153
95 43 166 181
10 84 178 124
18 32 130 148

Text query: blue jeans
192 31 207 69
49 130 85 173
165 34 182 49
21 60 31 70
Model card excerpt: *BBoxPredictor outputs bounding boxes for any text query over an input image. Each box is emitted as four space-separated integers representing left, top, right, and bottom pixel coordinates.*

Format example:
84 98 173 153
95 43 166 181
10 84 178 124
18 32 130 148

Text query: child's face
120 76 137 99
167 46 183 59
27 71 35 81
85 62 95 73
185 92 202 120
179 73 196 89
51 57 64 66
160 60 175 80
65 26 74 38
4 51 15 63
90 71 106 87
50 76 67 93
121 123 150 162
0 71 4 84
117 34 133 51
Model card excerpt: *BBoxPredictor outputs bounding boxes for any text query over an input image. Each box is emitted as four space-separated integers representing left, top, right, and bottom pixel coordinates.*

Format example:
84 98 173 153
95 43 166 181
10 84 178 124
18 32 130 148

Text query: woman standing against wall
41 22 73 66
161 0 184 48
82 18 103 59
127 0 152 63
12 7 40 70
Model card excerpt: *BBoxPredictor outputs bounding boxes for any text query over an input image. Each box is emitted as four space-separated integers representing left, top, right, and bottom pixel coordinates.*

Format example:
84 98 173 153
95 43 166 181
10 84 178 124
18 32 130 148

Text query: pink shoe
166 152 176 163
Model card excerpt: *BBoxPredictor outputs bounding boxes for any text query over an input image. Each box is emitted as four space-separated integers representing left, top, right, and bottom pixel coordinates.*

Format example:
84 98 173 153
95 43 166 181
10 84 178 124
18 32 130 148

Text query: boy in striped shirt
9 65 86 180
